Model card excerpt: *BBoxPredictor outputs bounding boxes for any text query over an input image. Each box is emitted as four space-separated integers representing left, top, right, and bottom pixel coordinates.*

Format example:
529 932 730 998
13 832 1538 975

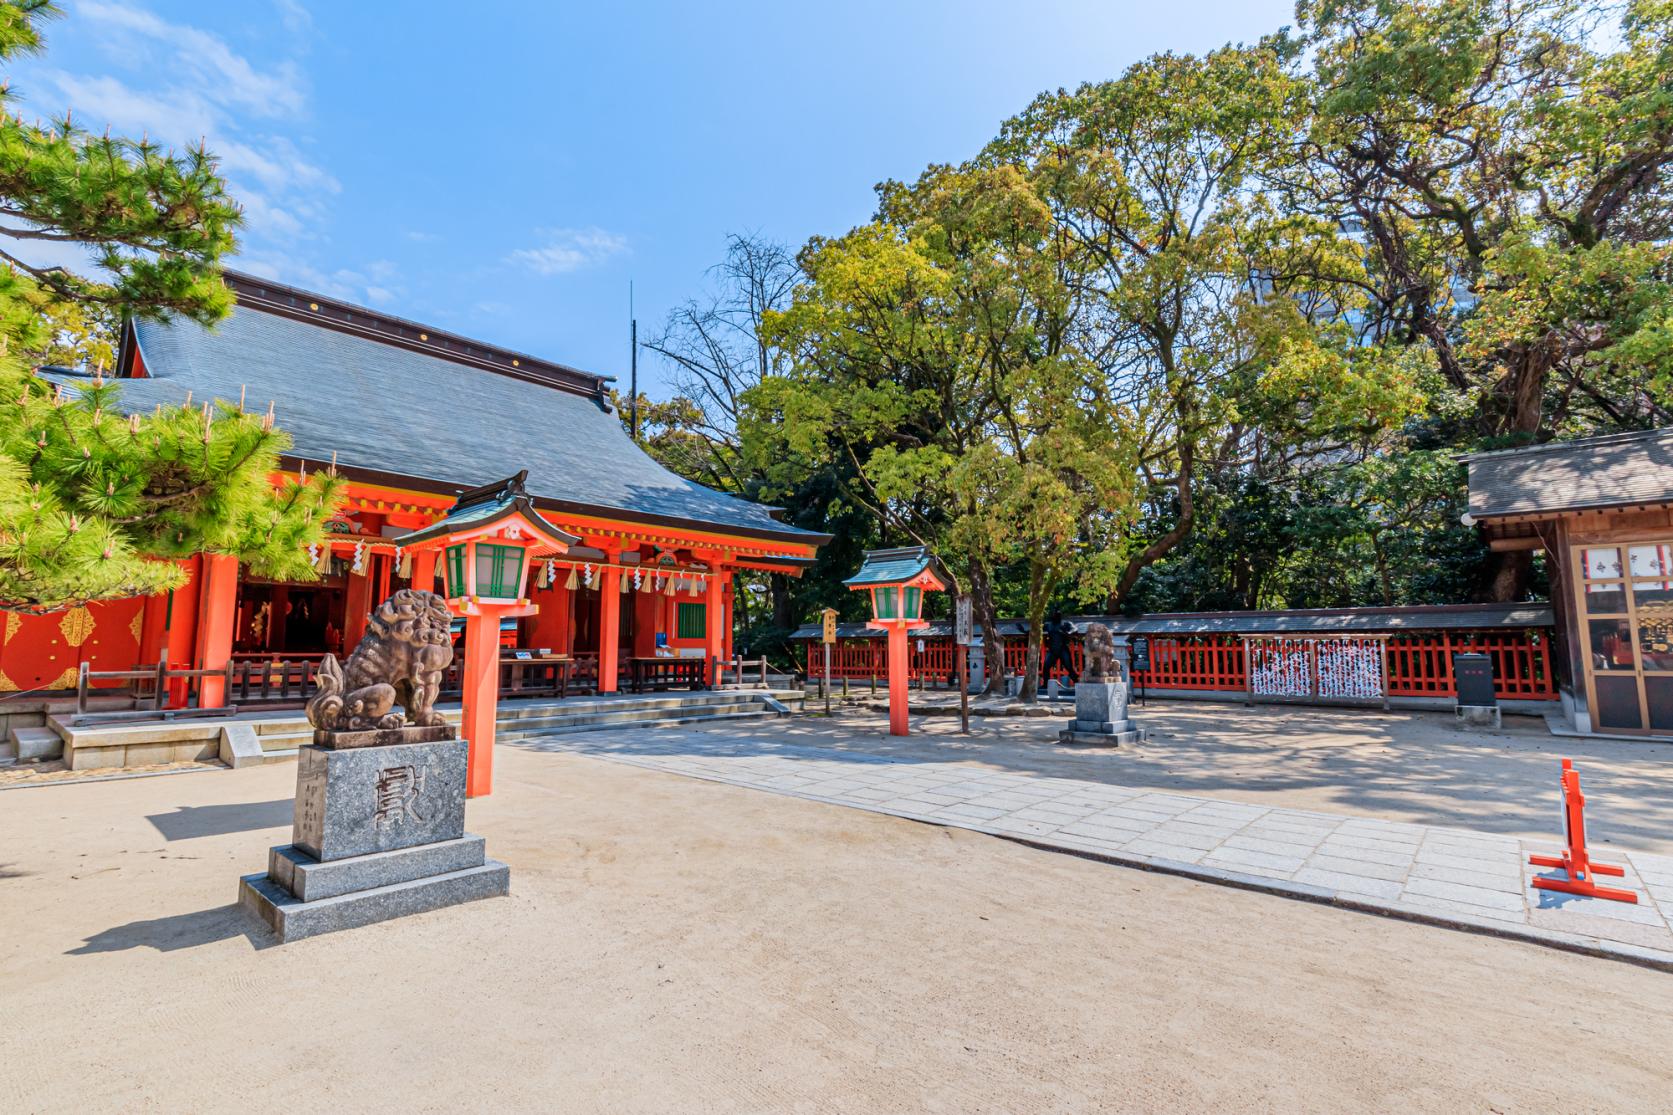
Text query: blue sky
7 0 1294 394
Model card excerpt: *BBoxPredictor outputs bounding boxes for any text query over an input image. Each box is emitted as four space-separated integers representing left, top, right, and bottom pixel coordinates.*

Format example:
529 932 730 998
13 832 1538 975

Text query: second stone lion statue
306 589 454 732
1081 622 1121 682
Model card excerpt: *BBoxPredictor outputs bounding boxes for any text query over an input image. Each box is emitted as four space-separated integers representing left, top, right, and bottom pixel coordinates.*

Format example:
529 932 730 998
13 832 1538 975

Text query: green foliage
664 0 1673 630
0 1 343 612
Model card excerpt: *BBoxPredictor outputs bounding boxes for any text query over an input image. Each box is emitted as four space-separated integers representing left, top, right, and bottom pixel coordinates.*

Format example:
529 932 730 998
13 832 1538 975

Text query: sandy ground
737 702 1673 854
4 744 1673 1113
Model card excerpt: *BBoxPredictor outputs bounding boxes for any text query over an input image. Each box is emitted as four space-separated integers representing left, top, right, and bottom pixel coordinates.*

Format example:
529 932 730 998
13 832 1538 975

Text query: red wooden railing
806 629 1556 701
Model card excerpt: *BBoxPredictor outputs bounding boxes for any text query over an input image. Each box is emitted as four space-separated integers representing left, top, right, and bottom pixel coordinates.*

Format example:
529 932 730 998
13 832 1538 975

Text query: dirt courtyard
4 742 1672 1112
719 700 1673 854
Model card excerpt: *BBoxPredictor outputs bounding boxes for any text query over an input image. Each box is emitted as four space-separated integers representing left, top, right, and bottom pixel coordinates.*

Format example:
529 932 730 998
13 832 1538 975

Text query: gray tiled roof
120 300 826 544
1466 427 1673 519
790 603 1554 640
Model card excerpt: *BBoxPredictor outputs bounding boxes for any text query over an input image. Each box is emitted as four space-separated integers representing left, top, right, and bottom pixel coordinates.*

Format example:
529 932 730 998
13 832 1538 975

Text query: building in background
1465 427 1673 738
0 272 827 704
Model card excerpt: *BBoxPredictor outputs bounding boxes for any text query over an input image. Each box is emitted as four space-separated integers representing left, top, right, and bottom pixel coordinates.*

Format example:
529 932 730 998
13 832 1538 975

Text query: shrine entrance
1572 540 1673 734
1241 634 1392 708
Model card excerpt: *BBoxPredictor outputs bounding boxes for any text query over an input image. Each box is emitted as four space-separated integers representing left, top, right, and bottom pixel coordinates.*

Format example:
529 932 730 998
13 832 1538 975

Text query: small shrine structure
1466 426 1673 737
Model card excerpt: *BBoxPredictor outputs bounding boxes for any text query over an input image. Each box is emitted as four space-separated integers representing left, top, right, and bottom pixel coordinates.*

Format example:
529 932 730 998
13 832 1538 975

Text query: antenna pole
629 281 639 442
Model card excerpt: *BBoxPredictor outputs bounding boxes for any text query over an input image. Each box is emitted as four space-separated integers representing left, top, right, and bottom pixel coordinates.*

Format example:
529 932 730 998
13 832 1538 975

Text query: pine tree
0 2 344 613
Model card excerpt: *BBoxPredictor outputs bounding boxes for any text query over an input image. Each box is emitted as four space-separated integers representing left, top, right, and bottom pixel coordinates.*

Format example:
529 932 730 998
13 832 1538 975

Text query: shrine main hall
0 272 828 705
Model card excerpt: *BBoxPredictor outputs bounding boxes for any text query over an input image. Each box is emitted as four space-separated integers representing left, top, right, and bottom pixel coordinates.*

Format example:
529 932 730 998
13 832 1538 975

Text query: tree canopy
640 0 1673 678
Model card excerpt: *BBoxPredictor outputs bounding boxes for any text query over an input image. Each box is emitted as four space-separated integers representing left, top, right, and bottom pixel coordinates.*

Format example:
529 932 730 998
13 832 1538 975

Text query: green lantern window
873 586 899 620
903 586 921 619
677 602 707 639
474 542 525 598
444 543 468 599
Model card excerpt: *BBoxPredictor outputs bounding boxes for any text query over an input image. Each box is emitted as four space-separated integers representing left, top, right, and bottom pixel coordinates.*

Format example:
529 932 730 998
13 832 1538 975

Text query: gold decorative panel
58 607 95 648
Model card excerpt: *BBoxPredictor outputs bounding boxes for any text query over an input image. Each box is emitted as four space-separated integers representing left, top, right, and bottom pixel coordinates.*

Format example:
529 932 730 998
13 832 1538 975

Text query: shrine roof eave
394 499 579 554
287 455 832 551
842 546 951 591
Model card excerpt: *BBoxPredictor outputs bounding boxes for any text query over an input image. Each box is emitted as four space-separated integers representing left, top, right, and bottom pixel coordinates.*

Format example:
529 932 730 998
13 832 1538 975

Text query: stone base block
294 739 466 861
1455 705 1502 730
269 835 487 902
239 860 509 943
1058 726 1146 748
315 723 457 749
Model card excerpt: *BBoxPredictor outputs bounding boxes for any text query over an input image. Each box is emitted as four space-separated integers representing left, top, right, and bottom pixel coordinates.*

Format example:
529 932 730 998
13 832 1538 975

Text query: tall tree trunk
968 558 1006 697
1018 561 1048 703
1108 441 1195 611
1480 337 1556 601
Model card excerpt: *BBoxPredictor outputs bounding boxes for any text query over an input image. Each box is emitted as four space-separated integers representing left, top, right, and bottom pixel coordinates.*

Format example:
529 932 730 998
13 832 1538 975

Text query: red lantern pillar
886 624 910 735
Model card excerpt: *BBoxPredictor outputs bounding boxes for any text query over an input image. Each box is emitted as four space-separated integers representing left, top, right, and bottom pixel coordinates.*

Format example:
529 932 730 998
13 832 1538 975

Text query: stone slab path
521 730 1673 969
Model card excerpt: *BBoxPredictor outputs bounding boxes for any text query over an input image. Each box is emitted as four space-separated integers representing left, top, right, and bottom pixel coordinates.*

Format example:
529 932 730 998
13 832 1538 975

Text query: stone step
7 725 64 762
496 699 772 737
240 858 509 943
509 708 778 742
494 690 799 721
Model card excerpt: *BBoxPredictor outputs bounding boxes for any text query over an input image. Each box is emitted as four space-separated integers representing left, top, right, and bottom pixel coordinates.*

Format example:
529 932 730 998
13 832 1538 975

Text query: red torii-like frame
397 472 579 797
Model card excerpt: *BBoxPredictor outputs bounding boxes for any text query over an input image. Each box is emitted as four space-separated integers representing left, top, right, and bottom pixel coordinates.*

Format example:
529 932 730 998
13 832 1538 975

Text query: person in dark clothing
1041 612 1079 687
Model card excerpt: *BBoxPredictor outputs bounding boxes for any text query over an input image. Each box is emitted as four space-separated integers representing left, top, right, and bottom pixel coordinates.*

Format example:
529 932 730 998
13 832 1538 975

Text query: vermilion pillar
886 625 910 735
195 553 238 708
598 561 622 692
704 569 725 684
461 614 501 796
410 550 437 594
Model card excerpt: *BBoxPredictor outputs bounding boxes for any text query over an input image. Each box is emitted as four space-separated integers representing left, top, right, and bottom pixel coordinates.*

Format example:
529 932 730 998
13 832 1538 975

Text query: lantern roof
842 546 951 591
396 471 580 554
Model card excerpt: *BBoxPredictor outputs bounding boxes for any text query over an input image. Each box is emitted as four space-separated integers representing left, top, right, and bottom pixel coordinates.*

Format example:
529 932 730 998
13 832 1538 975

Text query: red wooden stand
1528 759 1636 904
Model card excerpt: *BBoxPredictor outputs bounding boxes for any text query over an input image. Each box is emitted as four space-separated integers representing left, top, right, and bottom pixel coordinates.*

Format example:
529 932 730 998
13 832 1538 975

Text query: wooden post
597 563 621 693
704 569 726 686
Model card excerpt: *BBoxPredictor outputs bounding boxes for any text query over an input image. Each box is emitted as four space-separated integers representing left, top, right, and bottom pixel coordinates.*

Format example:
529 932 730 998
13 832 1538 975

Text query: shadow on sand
146 799 293 841
67 902 274 955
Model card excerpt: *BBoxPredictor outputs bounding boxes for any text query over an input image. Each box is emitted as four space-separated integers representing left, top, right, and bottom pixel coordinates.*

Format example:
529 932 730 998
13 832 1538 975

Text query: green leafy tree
754 165 1137 698
0 1 343 613
1279 0 1673 597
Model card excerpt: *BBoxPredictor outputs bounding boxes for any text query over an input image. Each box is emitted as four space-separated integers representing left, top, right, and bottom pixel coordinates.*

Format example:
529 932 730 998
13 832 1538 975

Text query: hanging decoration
306 542 320 570
564 563 579 590
663 575 676 597
632 567 642 590
536 561 549 590
689 575 701 598
619 569 630 594
350 540 366 575
582 562 593 589
396 546 412 580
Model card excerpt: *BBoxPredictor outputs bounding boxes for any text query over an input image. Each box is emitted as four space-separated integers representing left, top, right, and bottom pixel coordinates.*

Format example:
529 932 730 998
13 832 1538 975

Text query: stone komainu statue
1082 622 1120 682
306 589 454 732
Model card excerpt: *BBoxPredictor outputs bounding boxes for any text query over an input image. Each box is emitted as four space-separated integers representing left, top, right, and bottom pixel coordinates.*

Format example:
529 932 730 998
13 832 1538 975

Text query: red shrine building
0 272 828 704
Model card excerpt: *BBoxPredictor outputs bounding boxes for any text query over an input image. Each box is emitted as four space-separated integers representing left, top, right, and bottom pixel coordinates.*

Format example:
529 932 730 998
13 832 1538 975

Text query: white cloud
507 227 629 276
273 0 312 34
76 1 304 117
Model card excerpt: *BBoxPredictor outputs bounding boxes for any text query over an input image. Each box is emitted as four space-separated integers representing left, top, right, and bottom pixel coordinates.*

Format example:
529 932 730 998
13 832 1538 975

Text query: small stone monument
240 589 509 942
1058 623 1145 747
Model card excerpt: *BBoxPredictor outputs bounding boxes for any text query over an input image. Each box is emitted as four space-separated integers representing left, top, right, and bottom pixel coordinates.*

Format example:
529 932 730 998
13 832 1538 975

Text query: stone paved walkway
521 731 1673 968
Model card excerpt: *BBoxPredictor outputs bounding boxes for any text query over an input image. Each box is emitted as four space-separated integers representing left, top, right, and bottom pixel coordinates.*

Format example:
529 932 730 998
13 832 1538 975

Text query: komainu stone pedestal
1058 680 1145 747
239 735 508 942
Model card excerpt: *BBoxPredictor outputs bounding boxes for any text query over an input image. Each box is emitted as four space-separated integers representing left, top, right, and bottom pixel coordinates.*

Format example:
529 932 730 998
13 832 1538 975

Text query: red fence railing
805 629 1556 701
